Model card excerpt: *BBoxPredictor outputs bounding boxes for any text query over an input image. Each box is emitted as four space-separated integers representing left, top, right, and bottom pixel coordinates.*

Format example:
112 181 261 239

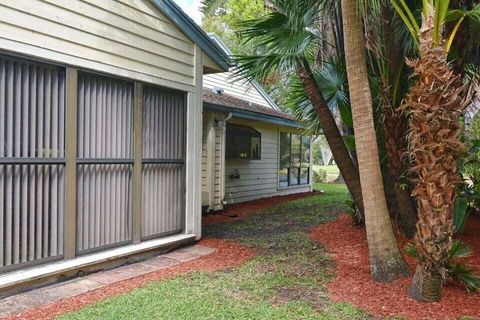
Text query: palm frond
448 240 473 260
446 4 480 23
445 4 480 53
405 242 417 258
453 197 470 233
232 0 324 83
433 0 451 44
283 60 352 134
233 54 298 84
406 240 472 260
448 263 480 292
390 0 420 45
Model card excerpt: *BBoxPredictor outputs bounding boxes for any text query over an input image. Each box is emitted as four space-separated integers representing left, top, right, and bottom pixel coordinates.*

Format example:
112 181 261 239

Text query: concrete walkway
0 244 215 318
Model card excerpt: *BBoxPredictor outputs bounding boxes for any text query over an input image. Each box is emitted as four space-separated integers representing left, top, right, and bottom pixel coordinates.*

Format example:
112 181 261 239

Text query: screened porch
0 54 187 274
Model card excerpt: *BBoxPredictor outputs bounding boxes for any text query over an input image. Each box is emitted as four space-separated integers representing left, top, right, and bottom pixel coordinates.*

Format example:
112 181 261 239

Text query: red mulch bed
4 239 255 320
309 214 480 320
203 191 321 226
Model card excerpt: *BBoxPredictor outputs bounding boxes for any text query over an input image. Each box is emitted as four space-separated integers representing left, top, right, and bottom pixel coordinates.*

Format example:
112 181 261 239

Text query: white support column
185 45 203 239
205 114 216 209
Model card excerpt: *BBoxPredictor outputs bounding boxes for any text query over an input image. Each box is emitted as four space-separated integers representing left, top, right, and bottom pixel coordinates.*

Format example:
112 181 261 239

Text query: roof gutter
204 102 301 128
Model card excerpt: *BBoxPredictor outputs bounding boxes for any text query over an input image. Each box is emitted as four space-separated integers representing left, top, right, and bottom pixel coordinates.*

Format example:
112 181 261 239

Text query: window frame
278 132 311 188
225 123 262 160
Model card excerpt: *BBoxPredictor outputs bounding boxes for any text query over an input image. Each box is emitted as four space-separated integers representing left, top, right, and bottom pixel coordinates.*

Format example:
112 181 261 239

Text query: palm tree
391 0 479 301
235 0 365 215
271 1 419 236
341 0 408 281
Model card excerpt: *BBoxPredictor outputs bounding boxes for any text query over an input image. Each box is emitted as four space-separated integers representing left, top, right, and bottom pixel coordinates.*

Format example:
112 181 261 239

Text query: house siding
224 118 311 205
204 72 272 108
0 0 196 91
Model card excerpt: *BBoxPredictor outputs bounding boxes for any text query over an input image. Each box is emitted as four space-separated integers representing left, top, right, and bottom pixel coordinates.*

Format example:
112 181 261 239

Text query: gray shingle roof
203 89 295 122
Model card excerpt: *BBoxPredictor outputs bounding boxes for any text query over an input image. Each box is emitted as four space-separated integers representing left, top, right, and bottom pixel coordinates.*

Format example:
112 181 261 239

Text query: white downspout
212 112 232 209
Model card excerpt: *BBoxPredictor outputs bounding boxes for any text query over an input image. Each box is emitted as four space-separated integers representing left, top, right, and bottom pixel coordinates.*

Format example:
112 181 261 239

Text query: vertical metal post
309 136 313 191
64 68 78 259
133 82 143 243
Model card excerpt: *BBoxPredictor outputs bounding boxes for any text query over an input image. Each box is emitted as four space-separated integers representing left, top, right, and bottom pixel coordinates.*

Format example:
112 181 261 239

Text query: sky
173 0 203 25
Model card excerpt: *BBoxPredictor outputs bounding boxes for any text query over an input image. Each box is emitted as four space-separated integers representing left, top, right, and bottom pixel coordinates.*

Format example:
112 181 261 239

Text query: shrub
406 240 480 292
313 169 327 183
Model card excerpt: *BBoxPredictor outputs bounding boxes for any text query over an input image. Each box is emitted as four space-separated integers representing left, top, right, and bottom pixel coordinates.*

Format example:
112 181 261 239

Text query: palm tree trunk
403 6 465 302
341 0 408 281
383 107 418 237
380 3 418 237
394 184 417 237
296 63 364 216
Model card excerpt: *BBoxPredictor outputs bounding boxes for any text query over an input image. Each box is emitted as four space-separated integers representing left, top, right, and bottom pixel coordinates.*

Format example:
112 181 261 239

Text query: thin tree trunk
341 0 408 281
380 3 418 237
296 62 364 216
394 184 417 237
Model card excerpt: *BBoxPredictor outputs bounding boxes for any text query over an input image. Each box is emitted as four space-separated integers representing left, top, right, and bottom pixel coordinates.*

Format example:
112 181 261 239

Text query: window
226 124 261 160
279 132 310 187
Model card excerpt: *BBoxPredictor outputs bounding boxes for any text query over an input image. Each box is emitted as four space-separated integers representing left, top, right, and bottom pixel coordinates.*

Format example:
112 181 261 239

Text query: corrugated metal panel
142 164 183 238
0 57 65 271
143 87 185 160
77 164 132 252
142 87 185 239
76 73 133 253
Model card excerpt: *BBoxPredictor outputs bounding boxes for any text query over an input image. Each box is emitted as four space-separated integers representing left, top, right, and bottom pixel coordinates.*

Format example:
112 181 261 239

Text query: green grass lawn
313 165 340 182
59 183 369 320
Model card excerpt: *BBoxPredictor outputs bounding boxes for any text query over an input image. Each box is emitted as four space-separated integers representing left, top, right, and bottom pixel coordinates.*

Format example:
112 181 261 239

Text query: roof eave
152 0 230 72
203 102 301 128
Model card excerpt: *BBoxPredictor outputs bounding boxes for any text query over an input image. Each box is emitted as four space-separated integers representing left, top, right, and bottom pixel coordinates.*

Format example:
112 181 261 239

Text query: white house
201 35 313 212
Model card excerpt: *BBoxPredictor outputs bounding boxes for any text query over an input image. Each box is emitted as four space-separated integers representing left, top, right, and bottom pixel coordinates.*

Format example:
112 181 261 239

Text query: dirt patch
272 285 328 311
309 214 480 320
206 223 296 239
203 191 321 226
4 239 255 320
